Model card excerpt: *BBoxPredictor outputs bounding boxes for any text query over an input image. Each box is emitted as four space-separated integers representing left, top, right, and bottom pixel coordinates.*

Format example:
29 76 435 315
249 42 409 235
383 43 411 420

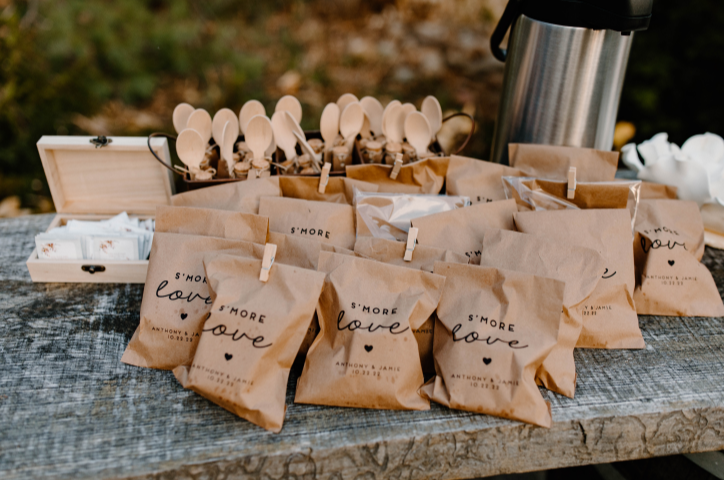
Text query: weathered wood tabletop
2 214 724 480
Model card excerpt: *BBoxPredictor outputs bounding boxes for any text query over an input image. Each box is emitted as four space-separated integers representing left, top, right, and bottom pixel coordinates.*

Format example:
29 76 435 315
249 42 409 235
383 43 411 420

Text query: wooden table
2 214 724 480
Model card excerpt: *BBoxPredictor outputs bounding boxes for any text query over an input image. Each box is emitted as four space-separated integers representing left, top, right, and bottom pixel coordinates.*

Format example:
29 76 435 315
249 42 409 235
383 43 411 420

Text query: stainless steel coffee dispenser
490 0 653 164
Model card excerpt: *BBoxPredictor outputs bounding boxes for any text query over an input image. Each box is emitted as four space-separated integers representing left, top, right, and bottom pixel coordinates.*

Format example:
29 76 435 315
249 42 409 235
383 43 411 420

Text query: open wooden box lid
36 136 175 216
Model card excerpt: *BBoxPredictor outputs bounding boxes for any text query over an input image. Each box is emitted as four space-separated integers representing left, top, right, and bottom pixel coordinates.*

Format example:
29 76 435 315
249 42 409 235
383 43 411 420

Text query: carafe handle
490 0 527 62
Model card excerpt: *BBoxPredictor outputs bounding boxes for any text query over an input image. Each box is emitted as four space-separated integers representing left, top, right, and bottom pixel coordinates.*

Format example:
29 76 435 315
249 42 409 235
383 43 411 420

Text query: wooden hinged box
26 136 174 283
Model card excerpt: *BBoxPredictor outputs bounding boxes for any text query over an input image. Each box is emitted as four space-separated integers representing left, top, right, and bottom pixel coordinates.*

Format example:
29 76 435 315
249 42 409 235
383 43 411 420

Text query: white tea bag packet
35 237 83 259
91 236 140 260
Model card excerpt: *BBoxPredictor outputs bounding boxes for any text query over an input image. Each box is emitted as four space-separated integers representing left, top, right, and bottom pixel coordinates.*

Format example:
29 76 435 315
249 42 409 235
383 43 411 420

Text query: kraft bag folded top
514 209 645 350
170 176 281 213
422 262 566 428
278 176 378 205
479 229 605 398
445 155 524 205
174 253 325 433
633 199 724 316
345 157 449 194
155 205 269 244
508 143 618 182
295 252 445 411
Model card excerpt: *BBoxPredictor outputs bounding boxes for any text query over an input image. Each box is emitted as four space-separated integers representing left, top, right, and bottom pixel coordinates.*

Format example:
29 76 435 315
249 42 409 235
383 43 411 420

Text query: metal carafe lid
491 0 653 61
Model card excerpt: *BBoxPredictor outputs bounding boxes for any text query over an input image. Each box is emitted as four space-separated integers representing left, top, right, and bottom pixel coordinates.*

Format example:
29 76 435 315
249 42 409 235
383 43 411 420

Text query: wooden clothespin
567 166 577 199
318 163 332 194
260 243 277 282
390 153 404 180
404 227 418 262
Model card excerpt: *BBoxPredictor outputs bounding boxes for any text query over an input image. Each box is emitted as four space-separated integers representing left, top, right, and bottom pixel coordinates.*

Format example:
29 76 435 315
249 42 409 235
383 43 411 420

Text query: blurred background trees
1 0 722 216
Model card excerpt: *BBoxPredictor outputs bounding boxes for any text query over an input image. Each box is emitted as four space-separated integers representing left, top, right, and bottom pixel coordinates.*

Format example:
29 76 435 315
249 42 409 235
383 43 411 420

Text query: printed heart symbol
483 357 492 365
224 353 233 361
364 345 373 352
668 260 675 266
180 313 188 320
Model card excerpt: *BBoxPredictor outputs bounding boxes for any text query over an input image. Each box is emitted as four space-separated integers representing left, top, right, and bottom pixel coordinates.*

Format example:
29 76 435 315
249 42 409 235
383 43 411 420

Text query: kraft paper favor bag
295 252 445 411
170 177 281 213
279 176 378 204
445 155 523 204
174 253 325 433
354 236 469 372
508 143 618 182
633 200 723 316
639 181 678 200
155 205 269 244
514 209 645 349
259 196 356 249
345 157 449 194
411 199 518 264
121 233 264 370
422 262 566 428
479 229 605 398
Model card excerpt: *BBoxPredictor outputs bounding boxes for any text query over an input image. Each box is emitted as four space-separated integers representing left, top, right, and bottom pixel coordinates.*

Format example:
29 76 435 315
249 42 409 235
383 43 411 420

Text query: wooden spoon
220 120 236 170
360 96 384 136
275 95 303 124
176 128 206 169
340 102 365 146
404 112 432 158
245 115 274 162
172 103 194 134
421 96 443 139
336 93 359 116
285 111 322 163
381 100 401 137
384 104 404 143
271 111 298 162
239 100 265 135
320 103 340 150
212 108 238 146
186 109 212 144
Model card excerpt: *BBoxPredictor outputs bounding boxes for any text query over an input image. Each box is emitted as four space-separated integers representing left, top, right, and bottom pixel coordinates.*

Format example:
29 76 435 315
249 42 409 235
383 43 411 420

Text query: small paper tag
318 163 332 193
260 243 277 282
404 227 418 262
390 153 404 180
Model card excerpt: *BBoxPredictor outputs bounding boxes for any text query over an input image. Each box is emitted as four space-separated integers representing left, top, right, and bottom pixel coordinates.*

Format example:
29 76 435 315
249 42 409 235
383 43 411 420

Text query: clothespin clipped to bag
318 162 332 194
390 153 403 180
260 243 277 282
404 227 419 262
567 167 577 199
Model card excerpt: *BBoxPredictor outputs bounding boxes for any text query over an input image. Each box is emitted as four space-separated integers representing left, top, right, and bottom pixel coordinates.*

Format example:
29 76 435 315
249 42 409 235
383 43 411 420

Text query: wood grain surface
1 214 724 480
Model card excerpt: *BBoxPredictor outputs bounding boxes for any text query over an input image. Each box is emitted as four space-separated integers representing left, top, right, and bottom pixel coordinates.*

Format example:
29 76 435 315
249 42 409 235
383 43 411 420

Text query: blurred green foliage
619 0 724 145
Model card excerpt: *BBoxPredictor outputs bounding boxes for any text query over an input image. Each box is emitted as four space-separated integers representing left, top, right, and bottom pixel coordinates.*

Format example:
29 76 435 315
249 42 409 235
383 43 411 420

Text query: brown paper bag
258 196 356 249
411 199 518 264
639 181 678 200
173 253 325 433
345 157 449 193
508 143 618 182
354 236 469 373
422 262 565 428
279 176 378 204
514 209 645 349
633 200 723 316
170 177 281 213
479 229 605 398
121 233 264 370
295 252 445 410
445 155 523 204
155 205 269 244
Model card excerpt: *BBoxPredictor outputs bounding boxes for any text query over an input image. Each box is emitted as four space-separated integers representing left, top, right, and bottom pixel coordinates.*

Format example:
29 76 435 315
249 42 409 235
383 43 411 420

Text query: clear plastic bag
355 189 470 241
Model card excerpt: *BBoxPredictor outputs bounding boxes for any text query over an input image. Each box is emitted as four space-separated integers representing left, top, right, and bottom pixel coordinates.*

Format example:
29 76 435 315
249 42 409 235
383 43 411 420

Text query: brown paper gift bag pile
345 157 449 194
411 199 518 264
259 196 356 249
170 177 281 213
508 143 618 181
633 199 724 316
174 253 325 433
445 155 523 204
155 205 269 244
295 252 445 410
422 262 566 428
354 236 469 373
514 209 645 349
479 229 605 398
278 176 378 204
121 233 264 370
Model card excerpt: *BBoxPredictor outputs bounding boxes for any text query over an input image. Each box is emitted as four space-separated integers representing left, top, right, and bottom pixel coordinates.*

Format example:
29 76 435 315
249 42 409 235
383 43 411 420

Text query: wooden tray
26 136 174 283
